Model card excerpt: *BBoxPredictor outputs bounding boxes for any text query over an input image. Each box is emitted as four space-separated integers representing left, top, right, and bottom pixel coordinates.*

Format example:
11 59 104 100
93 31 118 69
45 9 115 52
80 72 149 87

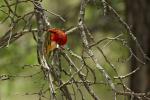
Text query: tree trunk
125 0 150 99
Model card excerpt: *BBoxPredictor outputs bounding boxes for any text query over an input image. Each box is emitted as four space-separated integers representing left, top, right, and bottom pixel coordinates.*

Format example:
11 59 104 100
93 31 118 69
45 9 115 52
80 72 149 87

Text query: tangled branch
0 0 150 100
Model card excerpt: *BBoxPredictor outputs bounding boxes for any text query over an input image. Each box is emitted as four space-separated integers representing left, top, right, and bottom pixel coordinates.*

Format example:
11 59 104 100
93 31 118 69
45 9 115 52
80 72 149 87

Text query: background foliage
0 0 131 100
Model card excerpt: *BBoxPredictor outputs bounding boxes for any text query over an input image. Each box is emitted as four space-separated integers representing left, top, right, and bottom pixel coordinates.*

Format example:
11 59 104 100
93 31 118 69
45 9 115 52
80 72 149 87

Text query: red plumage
48 28 67 46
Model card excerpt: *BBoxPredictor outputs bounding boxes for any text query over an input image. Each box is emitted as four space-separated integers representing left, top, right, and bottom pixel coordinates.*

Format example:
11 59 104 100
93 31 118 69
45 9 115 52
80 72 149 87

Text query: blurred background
0 0 150 100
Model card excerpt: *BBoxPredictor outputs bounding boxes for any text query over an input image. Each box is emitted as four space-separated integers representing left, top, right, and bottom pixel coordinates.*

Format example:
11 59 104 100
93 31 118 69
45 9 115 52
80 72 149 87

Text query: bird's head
48 28 67 46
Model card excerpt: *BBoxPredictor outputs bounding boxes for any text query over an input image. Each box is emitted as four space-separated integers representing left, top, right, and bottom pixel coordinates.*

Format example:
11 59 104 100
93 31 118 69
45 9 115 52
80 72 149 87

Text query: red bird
46 28 67 54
